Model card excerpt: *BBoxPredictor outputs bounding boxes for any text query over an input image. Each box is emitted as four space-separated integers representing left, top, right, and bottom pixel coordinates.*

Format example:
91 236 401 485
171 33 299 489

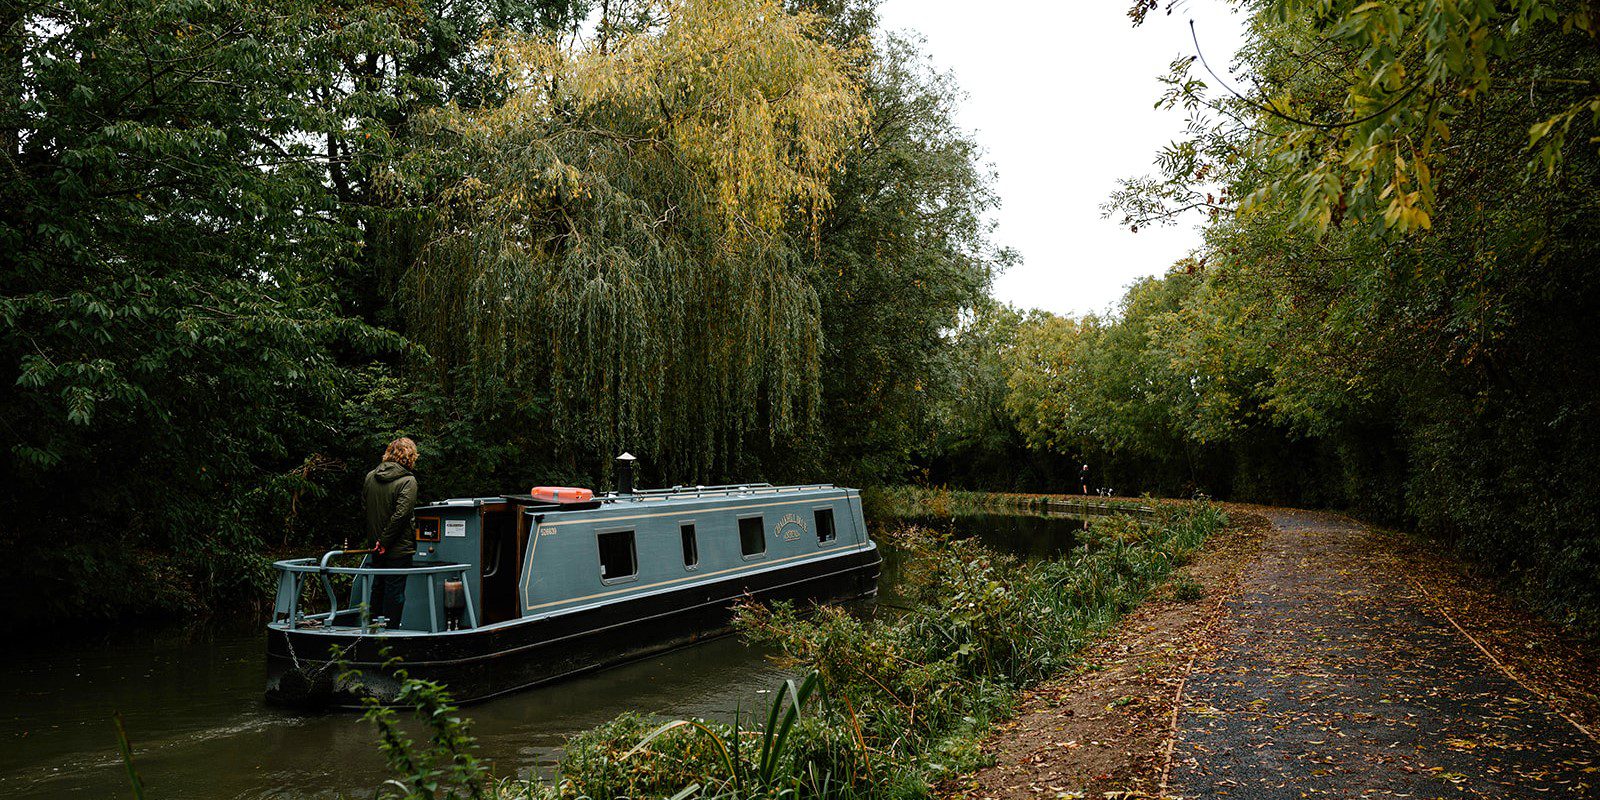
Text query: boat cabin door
478 505 524 624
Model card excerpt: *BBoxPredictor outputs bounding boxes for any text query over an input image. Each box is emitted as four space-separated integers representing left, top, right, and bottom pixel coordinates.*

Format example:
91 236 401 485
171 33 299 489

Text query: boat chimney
615 452 637 495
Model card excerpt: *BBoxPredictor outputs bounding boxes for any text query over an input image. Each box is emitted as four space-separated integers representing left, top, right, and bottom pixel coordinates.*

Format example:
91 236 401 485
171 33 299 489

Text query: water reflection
889 513 1084 560
1 512 1084 799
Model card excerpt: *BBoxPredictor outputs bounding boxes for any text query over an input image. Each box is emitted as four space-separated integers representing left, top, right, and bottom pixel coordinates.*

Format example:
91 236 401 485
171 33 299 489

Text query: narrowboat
264 466 880 708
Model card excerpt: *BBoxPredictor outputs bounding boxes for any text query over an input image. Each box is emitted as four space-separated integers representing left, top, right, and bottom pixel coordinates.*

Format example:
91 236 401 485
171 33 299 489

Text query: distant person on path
1079 463 1091 496
364 437 419 629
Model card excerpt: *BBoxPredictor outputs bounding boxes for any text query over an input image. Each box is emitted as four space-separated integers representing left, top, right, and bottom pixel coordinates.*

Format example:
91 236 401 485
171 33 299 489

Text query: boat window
814 508 836 544
482 529 503 577
738 516 766 559
681 523 699 569
597 530 637 583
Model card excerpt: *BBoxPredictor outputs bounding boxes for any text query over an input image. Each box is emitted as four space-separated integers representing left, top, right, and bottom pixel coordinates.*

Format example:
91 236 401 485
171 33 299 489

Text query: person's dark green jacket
364 461 418 557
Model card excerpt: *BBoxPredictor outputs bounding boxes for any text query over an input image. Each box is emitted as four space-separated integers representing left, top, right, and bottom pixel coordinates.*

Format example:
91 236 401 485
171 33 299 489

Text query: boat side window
814 507 836 545
597 529 637 584
738 515 766 559
681 523 699 569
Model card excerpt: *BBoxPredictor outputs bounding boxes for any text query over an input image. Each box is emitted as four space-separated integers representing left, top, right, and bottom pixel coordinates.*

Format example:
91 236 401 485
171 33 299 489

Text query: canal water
1 513 1084 799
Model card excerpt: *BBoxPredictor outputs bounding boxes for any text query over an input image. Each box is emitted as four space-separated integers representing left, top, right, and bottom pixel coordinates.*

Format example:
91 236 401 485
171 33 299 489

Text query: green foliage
594 672 832 797
802 32 1009 487
918 301 1074 490
864 485 1015 519
0 0 415 626
1171 576 1204 602
1004 275 1205 456
398 9 1004 486
1117 0 1600 233
863 485 1156 520
400 0 869 481
352 659 491 800
521 698 862 799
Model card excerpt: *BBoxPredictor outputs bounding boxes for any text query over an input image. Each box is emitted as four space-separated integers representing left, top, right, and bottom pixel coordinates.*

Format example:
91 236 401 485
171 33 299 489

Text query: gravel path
1169 509 1600 798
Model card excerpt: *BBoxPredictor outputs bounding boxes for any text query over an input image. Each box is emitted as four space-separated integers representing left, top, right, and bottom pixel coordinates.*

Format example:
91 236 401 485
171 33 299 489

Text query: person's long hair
382 437 418 469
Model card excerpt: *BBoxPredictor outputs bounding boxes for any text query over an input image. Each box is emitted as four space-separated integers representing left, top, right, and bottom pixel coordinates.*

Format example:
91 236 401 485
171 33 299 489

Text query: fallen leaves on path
944 505 1600 800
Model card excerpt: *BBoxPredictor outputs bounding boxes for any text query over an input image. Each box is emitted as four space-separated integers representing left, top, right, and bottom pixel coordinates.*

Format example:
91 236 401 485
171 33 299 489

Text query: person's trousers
370 553 414 629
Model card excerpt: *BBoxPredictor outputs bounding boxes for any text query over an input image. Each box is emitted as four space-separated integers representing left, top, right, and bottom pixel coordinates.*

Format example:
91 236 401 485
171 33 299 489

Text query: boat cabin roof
419 483 843 516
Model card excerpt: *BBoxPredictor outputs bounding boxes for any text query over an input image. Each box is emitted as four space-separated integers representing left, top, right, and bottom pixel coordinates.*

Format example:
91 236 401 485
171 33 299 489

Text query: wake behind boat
265 470 880 708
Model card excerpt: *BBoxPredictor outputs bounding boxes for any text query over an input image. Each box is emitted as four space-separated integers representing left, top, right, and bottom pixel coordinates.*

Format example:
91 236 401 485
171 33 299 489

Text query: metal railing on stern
271 550 478 634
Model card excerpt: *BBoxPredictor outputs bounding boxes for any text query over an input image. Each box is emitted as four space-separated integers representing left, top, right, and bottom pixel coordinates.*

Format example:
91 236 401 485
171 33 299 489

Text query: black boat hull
266 546 880 708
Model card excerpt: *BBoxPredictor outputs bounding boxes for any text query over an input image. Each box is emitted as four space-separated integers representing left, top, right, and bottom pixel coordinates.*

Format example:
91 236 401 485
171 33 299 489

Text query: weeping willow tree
403 0 868 479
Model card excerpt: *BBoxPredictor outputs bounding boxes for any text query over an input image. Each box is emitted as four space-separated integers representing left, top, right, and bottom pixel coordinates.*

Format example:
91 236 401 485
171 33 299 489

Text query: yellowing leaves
481 0 867 242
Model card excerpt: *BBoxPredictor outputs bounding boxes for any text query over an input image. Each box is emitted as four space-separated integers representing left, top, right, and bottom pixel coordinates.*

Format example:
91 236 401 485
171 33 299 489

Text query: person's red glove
376 544 386 555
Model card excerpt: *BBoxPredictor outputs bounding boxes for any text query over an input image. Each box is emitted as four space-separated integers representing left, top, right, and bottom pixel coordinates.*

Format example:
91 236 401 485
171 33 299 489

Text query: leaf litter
944 505 1600 799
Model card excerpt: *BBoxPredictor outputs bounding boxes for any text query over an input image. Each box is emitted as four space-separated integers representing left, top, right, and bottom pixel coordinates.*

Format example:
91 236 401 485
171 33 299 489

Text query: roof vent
615 452 637 496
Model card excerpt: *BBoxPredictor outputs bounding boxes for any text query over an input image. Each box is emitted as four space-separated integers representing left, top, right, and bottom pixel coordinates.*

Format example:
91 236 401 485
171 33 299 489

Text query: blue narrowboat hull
266 543 879 708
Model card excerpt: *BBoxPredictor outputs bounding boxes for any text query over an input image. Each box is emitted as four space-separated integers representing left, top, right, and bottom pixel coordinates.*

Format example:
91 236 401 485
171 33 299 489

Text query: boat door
478 504 523 623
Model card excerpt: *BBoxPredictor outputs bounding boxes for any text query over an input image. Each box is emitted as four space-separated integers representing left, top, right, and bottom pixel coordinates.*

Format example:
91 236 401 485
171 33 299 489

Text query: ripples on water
0 513 1083 799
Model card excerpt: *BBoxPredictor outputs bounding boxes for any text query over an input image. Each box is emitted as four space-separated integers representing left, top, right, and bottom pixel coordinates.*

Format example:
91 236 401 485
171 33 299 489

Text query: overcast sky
874 1 1246 317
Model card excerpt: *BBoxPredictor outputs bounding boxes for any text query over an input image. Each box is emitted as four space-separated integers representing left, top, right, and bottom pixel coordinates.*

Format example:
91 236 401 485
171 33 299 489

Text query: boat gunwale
268 548 883 668
268 540 879 638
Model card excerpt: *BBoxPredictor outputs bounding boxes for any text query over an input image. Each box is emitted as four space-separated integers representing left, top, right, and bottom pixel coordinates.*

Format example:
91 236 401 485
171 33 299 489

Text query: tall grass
114 713 146 800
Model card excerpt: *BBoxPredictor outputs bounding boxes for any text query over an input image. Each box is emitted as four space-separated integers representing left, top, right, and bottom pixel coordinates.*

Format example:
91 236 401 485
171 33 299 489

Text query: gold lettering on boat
776 513 808 542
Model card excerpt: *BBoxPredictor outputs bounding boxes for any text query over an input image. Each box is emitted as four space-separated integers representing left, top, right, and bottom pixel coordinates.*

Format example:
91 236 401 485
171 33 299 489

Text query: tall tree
0 0 416 624
401 0 870 480
803 31 1008 484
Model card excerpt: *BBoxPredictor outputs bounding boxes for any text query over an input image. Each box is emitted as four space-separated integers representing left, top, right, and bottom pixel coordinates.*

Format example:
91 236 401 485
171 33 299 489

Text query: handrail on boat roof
595 482 837 503
431 483 846 511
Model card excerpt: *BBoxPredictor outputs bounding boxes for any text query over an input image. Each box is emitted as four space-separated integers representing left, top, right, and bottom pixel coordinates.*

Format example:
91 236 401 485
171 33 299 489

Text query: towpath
947 507 1600 799
1167 508 1599 798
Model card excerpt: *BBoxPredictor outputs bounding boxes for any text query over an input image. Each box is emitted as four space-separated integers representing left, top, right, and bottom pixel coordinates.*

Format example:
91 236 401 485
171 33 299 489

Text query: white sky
876 1 1246 317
